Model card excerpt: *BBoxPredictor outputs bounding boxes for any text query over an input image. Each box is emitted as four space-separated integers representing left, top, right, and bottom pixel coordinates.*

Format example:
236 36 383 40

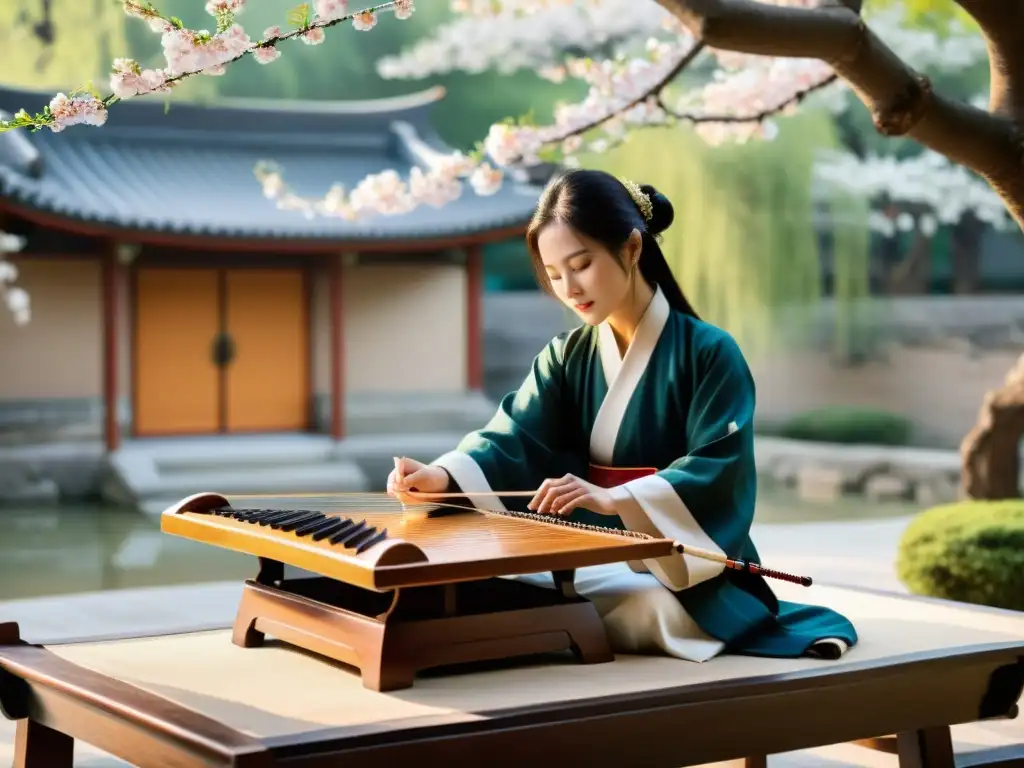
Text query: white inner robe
435 287 845 662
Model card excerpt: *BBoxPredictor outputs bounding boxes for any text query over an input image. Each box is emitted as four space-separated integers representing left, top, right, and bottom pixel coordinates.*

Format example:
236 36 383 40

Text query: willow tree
0 0 128 89
2 0 1023 499
576 110 870 359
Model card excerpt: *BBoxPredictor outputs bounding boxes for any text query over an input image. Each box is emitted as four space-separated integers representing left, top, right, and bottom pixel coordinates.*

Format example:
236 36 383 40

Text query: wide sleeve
607 331 757 592
431 332 586 512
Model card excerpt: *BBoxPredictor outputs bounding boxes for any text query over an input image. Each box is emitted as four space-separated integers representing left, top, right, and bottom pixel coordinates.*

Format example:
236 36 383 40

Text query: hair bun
639 183 674 235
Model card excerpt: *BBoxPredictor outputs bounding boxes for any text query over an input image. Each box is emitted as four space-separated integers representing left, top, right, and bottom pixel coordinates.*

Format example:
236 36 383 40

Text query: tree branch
656 0 1024 229
955 0 1024 120
658 72 837 124
535 39 707 151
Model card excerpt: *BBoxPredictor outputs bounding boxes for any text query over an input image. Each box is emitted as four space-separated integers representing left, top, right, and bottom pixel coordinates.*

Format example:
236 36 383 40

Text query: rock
863 473 913 502
795 466 847 501
769 459 800 487
0 477 60 504
913 475 961 506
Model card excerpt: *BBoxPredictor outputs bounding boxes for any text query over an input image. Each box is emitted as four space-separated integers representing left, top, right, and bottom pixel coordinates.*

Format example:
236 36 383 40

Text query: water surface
0 485 922 601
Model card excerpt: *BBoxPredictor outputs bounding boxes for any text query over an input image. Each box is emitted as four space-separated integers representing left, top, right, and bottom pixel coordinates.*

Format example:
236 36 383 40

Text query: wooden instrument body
160 492 674 691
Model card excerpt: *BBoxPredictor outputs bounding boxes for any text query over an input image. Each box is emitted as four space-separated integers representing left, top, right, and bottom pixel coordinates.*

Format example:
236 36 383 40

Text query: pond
0 484 923 602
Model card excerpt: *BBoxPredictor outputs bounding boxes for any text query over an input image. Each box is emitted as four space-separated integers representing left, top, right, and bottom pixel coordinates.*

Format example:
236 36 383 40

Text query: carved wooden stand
231 557 614 691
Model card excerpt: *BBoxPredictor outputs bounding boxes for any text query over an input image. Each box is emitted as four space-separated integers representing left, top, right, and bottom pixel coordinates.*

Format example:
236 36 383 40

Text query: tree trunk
656 0 1024 501
960 353 1024 500
885 228 933 295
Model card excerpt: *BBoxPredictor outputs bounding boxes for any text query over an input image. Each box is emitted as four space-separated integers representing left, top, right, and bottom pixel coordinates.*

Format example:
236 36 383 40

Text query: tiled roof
0 85 541 243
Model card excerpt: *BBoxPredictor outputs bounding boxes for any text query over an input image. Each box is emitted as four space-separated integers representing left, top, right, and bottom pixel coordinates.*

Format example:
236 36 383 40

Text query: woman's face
536 221 639 325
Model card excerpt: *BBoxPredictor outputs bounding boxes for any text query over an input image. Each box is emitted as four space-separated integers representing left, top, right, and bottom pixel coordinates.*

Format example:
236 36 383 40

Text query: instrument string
223 490 813 587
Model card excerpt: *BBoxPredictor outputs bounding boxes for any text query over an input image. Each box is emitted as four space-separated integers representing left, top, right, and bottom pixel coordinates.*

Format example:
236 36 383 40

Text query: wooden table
0 581 1021 768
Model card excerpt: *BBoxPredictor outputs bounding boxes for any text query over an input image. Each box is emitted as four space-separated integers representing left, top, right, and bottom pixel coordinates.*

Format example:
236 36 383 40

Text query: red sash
587 462 657 488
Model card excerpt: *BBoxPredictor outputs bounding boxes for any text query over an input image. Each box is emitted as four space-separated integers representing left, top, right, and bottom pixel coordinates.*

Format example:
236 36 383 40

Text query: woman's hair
525 168 700 319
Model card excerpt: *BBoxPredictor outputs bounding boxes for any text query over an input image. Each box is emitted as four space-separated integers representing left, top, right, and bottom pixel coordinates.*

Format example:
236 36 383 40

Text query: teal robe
432 287 857 660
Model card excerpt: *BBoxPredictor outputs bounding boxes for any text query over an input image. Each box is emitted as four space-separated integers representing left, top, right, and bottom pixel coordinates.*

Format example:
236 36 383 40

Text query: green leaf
214 10 235 33
287 3 311 28
537 145 562 163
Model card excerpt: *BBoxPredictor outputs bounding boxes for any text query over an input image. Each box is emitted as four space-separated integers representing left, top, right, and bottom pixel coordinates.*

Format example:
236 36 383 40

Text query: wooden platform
0 581 1021 767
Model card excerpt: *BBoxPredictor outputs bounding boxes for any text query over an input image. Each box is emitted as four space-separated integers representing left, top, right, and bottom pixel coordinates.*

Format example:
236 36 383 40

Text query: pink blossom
301 27 326 45
315 0 348 22
469 163 502 196
205 0 246 15
110 58 171 98
252 45 281 64
409 167 462 207
352 11 377 31
48 93 107 132
161 24 252 76
121 1 171 33
393 0 415 20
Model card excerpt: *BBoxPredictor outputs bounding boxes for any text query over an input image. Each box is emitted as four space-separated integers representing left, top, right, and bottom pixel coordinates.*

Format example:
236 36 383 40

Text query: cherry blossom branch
487 38 708 165
0 0 414 134
654 0 1024 229
658 71 837 124
376 0 671 79
257 30 839 218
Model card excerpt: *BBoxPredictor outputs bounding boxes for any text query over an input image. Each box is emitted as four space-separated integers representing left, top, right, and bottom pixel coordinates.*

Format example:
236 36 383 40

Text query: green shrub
770 407 915 446
896 501 1024 611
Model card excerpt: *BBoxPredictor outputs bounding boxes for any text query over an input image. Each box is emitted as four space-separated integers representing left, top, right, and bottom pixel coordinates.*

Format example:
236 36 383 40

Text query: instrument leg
231 582 266 648
14 719 74 768
549 569 613 664
896 726 955 768
255 557 284 586
551 569 579 600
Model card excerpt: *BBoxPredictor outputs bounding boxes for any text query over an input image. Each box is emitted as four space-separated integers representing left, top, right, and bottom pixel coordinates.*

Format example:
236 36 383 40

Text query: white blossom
814 149 1014 233
2 0 1008 232
0 231 29 325
810 5 996 234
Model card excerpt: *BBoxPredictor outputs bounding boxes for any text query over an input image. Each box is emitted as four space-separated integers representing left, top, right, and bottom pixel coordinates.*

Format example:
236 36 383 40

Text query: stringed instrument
161 487 811 691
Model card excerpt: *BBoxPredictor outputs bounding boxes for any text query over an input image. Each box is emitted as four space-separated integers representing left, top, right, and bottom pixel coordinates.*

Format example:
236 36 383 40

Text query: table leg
897 726 955 768
13 718 74 768
744 756 768 768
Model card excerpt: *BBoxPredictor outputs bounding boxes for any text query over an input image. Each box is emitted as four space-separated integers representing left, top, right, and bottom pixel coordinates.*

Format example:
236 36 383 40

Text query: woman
388 168 857 662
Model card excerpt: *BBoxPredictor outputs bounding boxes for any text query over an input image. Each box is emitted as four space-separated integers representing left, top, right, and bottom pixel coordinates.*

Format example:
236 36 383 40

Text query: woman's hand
387 456 450 505
528 474 615 517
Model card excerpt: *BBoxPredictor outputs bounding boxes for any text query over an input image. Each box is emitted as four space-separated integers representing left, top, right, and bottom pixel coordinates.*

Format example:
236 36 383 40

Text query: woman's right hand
387 456 450 504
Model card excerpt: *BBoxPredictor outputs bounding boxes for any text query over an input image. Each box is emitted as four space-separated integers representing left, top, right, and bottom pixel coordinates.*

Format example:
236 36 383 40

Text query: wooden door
134 268 221 435
224 269 308 432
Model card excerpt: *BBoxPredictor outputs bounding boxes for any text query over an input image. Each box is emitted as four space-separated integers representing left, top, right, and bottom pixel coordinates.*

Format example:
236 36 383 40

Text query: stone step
134 461 368 502
334 431 471 490
152 441 337 474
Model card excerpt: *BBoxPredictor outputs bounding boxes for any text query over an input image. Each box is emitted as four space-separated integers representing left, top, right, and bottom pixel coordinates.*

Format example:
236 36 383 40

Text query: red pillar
465 244 483 392
329 253 346 440
102 245 120 452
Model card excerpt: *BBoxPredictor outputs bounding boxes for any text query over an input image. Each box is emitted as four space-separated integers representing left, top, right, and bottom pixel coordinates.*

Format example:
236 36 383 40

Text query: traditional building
0 84 540 509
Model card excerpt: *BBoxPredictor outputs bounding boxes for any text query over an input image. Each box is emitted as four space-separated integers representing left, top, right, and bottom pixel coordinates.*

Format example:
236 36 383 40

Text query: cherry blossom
812 8 1000 236
0 0 1000 234
815 146 1014 238
376 0 671 78
0 0 418 134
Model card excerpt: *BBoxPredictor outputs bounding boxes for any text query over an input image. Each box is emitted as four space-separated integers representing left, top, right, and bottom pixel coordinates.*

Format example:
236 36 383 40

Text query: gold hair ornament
621 179 653 223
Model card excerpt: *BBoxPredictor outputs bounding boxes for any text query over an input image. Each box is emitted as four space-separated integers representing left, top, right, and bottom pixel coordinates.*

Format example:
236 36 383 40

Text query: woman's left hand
528 474 615 517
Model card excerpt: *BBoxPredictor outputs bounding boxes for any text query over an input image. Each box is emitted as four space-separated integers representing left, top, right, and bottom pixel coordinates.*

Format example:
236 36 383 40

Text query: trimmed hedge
770 407 915 446
896 501 1024 611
